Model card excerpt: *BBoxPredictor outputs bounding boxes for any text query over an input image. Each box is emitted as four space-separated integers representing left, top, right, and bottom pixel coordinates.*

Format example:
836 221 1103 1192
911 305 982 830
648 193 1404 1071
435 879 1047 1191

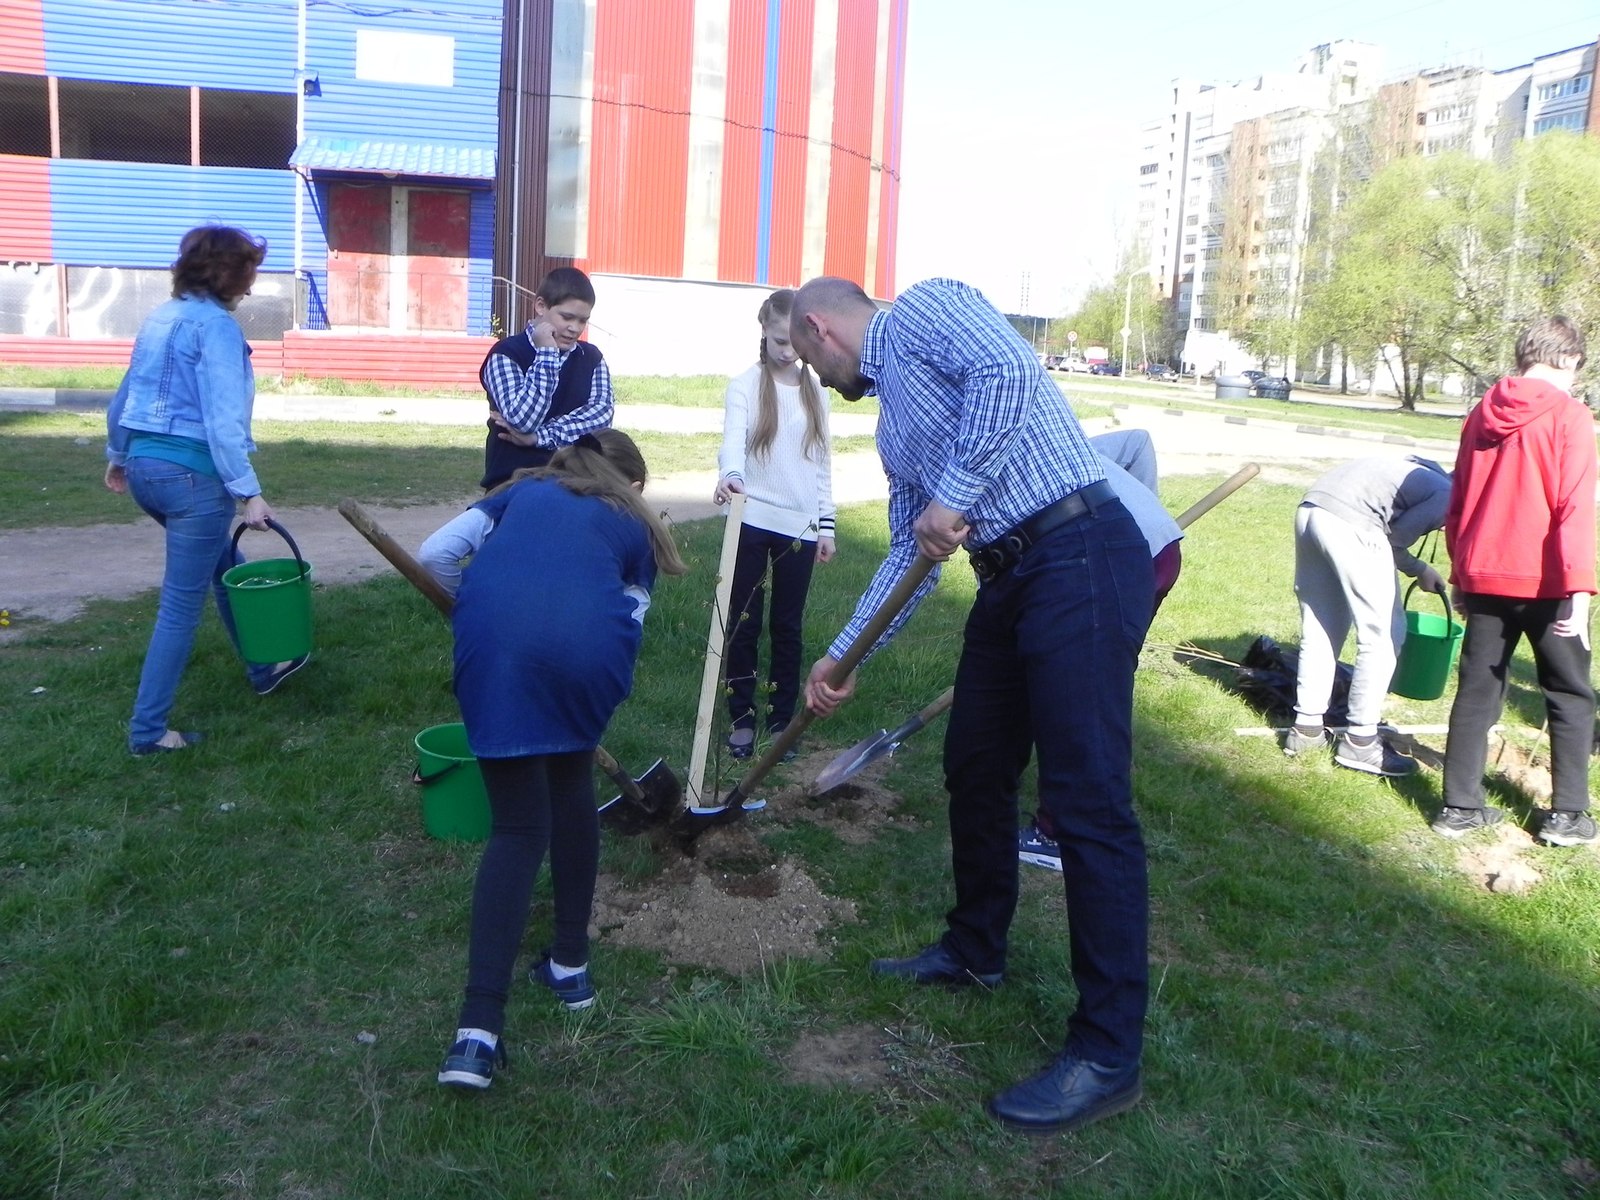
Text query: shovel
807 463 1264 796
338 497 682 830
669 553 938 846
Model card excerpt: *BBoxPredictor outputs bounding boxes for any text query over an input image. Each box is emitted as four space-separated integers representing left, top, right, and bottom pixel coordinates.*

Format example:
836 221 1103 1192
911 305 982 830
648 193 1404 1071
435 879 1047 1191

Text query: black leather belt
968 478 1116 583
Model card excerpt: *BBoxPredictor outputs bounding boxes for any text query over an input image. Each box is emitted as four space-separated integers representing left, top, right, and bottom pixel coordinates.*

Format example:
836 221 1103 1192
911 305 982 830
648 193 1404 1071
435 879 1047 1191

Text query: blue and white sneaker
1018 822 1063 872
437 1036 506 1090
530 956 597 1011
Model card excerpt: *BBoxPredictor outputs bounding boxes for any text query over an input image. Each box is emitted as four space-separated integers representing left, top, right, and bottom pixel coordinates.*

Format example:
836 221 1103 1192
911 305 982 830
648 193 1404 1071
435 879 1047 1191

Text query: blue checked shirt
484 321 615 447
827 278 1104 661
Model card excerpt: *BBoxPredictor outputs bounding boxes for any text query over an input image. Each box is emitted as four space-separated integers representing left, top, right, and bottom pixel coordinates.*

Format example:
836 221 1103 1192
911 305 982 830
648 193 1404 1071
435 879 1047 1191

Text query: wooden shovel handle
725 554 938 804
337 497 457 618
1174 463 1259 530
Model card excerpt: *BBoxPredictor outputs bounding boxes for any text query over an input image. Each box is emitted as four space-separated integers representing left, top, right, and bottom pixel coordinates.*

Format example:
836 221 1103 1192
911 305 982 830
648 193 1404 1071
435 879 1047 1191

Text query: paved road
2 399 1455 635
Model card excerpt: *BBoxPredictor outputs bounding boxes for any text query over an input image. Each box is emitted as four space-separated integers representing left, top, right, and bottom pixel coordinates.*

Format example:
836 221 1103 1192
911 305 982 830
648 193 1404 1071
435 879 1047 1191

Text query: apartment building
1137 34 1599 382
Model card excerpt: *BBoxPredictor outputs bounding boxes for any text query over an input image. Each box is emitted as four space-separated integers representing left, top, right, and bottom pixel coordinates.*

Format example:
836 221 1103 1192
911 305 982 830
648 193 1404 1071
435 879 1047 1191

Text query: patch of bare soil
761 745 916 844
1456 824 1543 895
782 1024 893 1090
592 819 858 975
588 744 926 974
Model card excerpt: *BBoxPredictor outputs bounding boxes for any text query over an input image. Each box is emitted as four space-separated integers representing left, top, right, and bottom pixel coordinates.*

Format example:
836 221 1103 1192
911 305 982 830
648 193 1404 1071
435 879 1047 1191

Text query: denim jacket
106 293 260 497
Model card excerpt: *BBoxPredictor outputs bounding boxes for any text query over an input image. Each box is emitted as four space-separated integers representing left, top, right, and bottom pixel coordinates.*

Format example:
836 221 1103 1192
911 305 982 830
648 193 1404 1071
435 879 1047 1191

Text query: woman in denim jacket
104 226 305 756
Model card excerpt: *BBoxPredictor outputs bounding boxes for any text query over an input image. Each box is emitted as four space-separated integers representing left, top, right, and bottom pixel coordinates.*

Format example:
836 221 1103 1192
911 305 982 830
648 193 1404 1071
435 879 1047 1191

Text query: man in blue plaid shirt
792 276 1155 1135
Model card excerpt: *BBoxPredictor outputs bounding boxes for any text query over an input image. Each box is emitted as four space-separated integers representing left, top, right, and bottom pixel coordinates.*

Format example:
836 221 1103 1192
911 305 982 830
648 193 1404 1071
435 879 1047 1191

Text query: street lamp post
1122 265 1155 376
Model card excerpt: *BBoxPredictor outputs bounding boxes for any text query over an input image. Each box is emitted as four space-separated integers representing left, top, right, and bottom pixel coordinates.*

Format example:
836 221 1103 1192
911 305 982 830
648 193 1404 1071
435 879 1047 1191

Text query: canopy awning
289 137 495 180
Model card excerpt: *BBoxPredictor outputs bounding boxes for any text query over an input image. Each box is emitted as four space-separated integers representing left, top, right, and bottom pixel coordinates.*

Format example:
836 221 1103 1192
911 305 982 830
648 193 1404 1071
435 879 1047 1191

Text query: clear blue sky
893 0 1599 315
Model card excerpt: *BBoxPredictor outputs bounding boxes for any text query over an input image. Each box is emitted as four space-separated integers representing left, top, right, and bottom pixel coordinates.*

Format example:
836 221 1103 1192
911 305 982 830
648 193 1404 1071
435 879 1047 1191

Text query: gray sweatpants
1293 503 1405 735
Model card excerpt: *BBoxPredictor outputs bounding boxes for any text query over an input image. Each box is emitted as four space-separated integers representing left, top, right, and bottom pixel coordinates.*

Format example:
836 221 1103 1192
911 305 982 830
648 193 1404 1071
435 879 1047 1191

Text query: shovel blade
598 758 683 834
810 729 895 797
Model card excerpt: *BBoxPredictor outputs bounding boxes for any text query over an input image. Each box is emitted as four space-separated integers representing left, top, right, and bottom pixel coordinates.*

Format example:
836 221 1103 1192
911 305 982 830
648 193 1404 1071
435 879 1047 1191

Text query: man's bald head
791 277 877 401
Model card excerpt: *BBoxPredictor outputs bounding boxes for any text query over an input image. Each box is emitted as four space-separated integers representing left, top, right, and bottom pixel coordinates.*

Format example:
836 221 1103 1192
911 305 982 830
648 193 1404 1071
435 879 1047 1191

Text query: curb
1113 402 1460 453
1 387 113 411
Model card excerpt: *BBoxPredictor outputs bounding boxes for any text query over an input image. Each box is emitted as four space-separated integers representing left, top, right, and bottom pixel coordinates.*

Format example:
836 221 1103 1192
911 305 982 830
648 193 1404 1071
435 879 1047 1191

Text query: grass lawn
5 450 1600 1197
0 411 875 530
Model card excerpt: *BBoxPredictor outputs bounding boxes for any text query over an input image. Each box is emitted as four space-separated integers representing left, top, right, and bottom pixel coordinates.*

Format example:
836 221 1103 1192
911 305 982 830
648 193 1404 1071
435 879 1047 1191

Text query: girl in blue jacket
435 429 687 1090
104 226 302 756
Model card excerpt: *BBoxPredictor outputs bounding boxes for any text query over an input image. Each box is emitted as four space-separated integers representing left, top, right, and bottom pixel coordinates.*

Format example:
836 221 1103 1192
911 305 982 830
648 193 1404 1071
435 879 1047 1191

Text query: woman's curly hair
170 226 267 302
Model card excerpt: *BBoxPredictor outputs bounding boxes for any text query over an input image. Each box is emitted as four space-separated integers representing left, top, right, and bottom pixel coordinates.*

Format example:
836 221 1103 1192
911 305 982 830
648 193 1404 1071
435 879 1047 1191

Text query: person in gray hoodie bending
1284 455 1452 776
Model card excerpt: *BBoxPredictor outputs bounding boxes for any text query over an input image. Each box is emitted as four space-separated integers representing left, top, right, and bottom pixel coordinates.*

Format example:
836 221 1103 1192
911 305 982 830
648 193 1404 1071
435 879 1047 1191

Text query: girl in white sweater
713 289 837 758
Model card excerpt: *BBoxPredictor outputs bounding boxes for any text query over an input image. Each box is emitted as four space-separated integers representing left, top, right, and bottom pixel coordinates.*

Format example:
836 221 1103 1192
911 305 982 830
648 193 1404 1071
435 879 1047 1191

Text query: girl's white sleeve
816 410 836 537
418 508 495 597
718 368 755 486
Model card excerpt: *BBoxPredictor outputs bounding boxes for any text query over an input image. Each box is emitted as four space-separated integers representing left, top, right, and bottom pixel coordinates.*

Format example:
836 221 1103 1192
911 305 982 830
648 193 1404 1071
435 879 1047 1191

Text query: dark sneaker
253 653 310 696
1018 823 1063 872
1431 805 1505 838
726 729 755 760
1283 726 1326 758
530 956 596 1011
1539 810 1598 846
870 942 1003 988
1334 734 1417 777
437 1037 506 1090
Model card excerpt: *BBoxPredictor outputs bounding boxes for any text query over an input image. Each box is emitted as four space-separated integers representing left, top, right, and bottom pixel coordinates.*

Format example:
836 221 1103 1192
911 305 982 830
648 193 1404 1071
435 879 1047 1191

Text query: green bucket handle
230 517 308 576
1404 578 1457 630
417 760 469 787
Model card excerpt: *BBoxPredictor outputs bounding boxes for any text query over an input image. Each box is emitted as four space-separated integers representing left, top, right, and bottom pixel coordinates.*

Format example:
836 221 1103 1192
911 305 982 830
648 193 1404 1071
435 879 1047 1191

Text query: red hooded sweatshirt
1446 375 1598 599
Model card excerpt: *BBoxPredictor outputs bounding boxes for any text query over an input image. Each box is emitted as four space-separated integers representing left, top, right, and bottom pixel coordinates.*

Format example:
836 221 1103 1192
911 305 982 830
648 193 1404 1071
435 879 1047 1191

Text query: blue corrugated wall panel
297 175 331 329
51 162 295 269
303 0 500 150
467 188 494 335
43 0 296 90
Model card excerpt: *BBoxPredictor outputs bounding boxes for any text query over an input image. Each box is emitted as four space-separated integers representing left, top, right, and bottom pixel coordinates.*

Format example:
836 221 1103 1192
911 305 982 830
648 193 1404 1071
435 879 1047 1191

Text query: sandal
131 730 204 757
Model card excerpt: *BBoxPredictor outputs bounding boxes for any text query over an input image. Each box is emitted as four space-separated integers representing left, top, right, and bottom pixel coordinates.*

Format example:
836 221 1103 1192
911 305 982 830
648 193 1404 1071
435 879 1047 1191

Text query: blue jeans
125 458 265 746
940 498 1154 1066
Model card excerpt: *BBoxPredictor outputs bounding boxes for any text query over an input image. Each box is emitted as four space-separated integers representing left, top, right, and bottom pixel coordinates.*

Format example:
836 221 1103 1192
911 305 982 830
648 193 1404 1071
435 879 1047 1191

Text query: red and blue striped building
0 0 907 382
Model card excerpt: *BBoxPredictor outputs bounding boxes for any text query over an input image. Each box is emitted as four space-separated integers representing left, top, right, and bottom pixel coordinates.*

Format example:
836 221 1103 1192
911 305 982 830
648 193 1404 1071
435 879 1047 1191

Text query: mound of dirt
1457 824 1543 895
593 819 857 975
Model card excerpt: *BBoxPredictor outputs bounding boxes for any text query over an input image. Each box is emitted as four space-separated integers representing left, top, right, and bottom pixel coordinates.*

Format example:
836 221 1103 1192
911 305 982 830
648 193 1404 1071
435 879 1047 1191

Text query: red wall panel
768 0 816 285
0 335 491 388
588 0 695 278
717 0 766 283
823 0 877 282
874 0 908 297
0 155 53 262
0 0 47 74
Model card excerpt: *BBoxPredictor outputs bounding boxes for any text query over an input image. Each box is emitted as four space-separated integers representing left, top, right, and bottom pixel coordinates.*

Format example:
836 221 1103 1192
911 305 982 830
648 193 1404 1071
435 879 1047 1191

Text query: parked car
1043 354 1067 370
1089 362 1121 376
1241 369 1268 384
1144 363 1178 381
1251 375 1293 400
1063 358 1095 373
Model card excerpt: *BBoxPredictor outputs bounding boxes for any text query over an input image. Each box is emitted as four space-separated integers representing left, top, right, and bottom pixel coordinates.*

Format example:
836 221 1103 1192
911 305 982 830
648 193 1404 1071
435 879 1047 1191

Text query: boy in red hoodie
1435 316 1596 843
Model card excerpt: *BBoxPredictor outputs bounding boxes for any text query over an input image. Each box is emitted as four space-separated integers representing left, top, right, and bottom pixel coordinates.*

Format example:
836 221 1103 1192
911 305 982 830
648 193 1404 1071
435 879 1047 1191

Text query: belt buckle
969 545 1002 582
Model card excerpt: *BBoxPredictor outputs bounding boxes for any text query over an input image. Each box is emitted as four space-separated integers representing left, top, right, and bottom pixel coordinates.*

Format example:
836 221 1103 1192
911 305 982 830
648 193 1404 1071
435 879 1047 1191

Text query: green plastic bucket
221 519 313 663
1390 582 1463 701
414 723 490 841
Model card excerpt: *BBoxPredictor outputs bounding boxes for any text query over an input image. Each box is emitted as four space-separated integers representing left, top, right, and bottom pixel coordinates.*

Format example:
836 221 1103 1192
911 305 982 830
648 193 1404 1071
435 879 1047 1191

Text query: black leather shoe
987 1054 1141 1134
869 942 1003 988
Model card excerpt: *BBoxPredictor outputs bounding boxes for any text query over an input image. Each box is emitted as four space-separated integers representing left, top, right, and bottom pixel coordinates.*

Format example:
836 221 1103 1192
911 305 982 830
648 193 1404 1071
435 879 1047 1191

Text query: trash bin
1215 374 1251 400
1253 377 1292 401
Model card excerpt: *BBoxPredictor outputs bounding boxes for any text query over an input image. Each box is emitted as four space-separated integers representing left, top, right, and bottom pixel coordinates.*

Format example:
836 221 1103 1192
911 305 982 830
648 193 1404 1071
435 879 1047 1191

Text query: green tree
1300 152 1514 409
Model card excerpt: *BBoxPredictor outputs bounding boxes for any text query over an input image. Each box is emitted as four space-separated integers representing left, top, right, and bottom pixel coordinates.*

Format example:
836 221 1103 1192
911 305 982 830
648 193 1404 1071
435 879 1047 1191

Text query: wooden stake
685 494 746 808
